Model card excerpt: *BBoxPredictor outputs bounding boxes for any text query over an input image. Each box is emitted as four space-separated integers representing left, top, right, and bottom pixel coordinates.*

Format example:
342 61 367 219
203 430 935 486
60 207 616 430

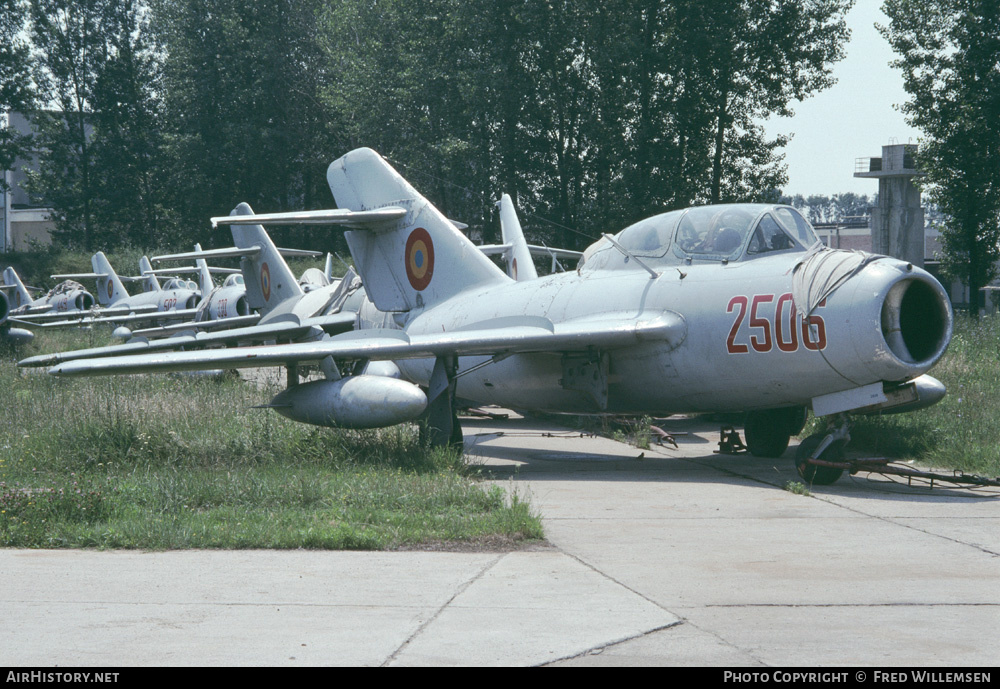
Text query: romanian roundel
512 257 518 281
261 262 271 302
107 280 114 300
405 228 434 291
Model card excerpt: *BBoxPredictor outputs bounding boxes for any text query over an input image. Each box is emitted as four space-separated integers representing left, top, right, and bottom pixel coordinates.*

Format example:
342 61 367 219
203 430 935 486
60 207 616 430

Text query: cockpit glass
674 206 756 259
615 211 681 257
746 214 798 256
773 207 820 247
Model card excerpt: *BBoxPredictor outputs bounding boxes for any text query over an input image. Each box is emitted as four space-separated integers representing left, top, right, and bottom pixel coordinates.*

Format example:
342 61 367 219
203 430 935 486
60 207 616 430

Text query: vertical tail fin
2 267 34 309
193 243 215 296
91 252 129 306
327 148 509 312
139 256 160 293
324 253 334 282
229 202 303 313
498 194 538 282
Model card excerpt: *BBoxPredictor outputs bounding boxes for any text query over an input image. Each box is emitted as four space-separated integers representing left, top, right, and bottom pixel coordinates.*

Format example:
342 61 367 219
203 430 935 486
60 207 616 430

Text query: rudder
2 267 34 310
229 203 303 313
91 252 129 306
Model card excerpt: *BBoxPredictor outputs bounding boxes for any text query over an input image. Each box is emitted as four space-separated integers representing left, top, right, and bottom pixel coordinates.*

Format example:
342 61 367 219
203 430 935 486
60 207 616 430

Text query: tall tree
317 0 853 247
701 0 853 204
27 0 111 250
153 0 343 248
882 0 1000 313
89 0 165 247
1 0 36 184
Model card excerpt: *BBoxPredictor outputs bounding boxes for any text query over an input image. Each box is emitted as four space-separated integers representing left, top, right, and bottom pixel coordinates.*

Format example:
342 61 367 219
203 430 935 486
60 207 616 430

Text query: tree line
2 0 853 253
3 0 998 311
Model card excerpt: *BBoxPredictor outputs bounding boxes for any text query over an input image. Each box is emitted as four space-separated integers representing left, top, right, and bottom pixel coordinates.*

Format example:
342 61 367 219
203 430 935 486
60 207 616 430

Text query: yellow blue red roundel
261 262 271 301
405 228 434 291
107 280 114 300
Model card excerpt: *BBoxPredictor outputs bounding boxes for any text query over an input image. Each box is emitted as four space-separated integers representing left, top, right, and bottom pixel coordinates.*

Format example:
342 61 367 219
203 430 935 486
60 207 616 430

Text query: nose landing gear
794 415 850 485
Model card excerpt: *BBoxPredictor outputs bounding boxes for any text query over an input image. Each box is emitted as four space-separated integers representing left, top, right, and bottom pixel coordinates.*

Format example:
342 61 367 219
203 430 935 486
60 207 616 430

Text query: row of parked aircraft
13 147 954 484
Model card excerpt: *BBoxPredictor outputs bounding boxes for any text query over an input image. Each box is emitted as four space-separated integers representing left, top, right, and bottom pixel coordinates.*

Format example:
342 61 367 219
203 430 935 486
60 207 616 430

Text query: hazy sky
763 2 921 198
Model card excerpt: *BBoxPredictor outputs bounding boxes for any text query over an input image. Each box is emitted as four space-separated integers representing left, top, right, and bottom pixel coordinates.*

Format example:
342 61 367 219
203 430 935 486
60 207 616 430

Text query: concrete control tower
854 143 925 267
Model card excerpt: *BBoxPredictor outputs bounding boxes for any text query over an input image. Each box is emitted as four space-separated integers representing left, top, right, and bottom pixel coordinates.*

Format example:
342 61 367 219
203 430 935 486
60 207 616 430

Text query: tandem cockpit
581 204 821 271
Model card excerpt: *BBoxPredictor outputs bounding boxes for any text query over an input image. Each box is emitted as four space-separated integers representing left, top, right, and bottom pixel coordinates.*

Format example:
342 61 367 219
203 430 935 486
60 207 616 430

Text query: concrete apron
2 410 998 666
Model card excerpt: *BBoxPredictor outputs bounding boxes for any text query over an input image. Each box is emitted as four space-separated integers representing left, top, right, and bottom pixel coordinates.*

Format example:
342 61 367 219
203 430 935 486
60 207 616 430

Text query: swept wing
45 312 684 377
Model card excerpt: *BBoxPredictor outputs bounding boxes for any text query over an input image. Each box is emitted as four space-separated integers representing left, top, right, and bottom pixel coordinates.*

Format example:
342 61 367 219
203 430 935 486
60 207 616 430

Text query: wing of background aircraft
19 310 358 368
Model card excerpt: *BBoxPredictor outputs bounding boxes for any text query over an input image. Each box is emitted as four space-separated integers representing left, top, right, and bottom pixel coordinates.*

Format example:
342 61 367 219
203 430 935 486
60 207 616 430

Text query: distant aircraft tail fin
327 147 509 312
139 256 160 293
2 267 34 310
498 194 538 282
229 203 303 313
91 252 129 306
324 253 334 283
193 243 215 296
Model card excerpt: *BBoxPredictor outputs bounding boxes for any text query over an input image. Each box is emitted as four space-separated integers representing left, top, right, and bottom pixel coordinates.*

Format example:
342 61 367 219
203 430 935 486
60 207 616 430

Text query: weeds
0 334 542 550
782 481 811 496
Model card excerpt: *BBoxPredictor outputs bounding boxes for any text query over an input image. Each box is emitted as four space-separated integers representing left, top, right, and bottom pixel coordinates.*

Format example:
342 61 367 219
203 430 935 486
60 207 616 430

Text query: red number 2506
726 294 827 354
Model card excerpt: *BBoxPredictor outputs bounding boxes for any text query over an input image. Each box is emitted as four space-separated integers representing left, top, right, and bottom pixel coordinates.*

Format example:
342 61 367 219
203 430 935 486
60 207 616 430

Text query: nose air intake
881 276 951 365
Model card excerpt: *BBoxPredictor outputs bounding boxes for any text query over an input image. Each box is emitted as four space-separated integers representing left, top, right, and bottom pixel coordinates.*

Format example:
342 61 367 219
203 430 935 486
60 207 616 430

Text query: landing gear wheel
744 410 791 457
794 433 846 485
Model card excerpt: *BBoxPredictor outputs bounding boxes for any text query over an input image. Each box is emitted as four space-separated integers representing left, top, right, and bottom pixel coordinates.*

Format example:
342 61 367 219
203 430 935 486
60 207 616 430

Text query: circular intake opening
881 278 950 364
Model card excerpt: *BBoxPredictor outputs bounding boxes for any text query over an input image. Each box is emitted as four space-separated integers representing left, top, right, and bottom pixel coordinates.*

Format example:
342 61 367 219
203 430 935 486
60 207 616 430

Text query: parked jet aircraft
26 148 953 483
479 194 583 280
1 267 96 322
43 252 202 327
21 229 359 367
114 245 258 339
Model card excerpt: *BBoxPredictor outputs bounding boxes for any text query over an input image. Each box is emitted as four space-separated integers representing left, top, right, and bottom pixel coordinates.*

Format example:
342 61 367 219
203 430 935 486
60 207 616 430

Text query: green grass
825 314 1000 477
0 330 542 550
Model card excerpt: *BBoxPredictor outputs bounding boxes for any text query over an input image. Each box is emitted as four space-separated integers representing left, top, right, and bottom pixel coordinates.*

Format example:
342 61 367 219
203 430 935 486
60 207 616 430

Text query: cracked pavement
2 411 998 666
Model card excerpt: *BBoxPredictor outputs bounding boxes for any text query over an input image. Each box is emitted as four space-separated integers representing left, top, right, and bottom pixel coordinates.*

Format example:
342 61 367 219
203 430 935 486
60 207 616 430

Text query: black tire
744 410 792 457
794 433 846 485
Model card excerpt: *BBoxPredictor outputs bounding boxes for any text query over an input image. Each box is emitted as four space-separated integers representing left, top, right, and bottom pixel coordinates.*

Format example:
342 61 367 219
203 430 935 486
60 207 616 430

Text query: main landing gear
743 408 848 485
743 406 808 458
418 356 465 451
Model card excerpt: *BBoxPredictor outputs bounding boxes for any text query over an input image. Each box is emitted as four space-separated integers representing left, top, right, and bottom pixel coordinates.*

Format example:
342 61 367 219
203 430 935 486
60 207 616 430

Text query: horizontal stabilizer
142 266 241 276
210 207 406 229
51 272 109 280
527 245 583 260
153 247 260 262
153 247 320 263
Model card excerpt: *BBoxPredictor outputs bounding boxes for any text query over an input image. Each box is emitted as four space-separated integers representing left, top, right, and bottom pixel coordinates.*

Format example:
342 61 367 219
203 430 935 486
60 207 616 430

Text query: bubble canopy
586 204 820 269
